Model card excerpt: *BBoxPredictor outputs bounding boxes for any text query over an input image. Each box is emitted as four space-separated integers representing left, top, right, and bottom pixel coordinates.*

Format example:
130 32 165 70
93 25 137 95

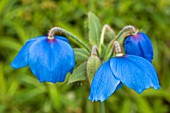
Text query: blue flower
89 55 160 102
124 32 153 62
11 36 75 83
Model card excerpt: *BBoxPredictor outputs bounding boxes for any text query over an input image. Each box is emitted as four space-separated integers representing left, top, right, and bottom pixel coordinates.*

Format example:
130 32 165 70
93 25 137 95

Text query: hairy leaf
74 48 90 62
88 12 101 46
68 62 87 84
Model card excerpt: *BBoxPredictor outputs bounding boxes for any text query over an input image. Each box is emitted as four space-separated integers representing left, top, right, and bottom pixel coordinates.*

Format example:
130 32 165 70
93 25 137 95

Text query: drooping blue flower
110 55 160 93
124 32 153 62
11 36 75 83
89 54 160 102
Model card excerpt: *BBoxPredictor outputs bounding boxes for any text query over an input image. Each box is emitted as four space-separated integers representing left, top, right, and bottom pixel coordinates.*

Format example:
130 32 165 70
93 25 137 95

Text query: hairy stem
114 25 136 41
48 27 90 52
99 24 114 54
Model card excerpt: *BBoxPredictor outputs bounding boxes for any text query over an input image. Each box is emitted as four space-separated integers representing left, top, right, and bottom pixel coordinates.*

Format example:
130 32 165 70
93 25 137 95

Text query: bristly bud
86 46 101 85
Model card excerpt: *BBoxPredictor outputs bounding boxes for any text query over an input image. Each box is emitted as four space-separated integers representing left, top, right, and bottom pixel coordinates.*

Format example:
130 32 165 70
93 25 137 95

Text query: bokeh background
0 0 170 113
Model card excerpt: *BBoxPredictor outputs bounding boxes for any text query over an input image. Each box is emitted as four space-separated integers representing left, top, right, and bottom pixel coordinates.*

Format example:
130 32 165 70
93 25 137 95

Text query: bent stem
48 27 90 52
99 24 114 54
103 25 136 60
114 25 136 41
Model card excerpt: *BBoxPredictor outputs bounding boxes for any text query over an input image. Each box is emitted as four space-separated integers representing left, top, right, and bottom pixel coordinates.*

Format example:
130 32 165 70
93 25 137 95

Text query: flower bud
86 47 101 85
124 32 153 62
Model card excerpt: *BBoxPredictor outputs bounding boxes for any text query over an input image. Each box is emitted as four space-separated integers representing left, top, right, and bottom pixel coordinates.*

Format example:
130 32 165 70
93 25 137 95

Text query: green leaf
7 80 19 98
88 12 101 46
16 86 46 103
0 37 22 51
0 0 17 15
74 48 90 62
0 62 6 95
133 93 153 113
12 22 29 44
86 55 101 84
121 99 132 113
68 62 87 84
0 0 8 14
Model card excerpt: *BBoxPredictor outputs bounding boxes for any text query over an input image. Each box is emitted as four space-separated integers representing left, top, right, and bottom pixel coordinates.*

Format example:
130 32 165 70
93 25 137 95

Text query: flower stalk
103 25 135 60
48 27 90 52
99 102 105 113
99 24 114 54
114 25 136 41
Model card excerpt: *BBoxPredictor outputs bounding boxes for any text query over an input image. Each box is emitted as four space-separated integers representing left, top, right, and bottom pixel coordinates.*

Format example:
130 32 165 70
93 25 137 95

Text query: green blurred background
0 0 170 113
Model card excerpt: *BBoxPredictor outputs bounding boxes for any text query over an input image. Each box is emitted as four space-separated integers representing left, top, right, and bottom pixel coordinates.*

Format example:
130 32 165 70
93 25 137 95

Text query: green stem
103 25 136 60
114 25 136 41
94 102 99 113
99 24 114 54
103 40 114 60
99 102 105 113
48 27 90 52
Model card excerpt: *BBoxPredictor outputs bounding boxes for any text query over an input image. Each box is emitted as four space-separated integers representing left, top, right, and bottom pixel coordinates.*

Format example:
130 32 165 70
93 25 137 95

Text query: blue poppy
124 32 153 62
11 36 75 83
89 54 160 102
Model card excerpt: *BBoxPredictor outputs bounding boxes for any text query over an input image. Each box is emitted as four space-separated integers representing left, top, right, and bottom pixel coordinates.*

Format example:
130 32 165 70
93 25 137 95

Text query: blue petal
29 37 75 83
124 32 153 62
110 55 160 94
10 36 44 69
89 61 121 102
115 82 123 91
